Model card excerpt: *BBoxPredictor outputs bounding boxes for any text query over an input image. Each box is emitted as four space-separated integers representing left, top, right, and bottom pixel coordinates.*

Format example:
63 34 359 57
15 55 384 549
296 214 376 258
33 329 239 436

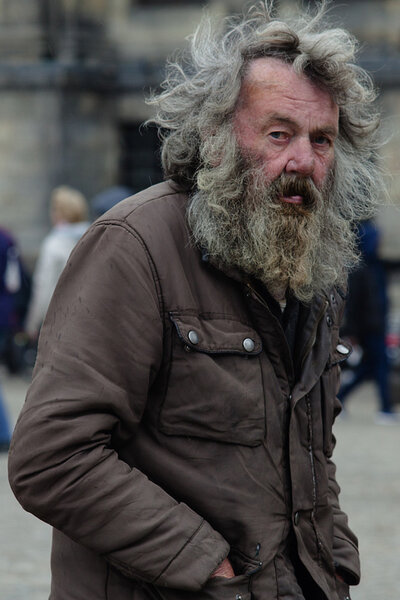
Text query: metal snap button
294 511 300 526
243 337 255 352
336 343 350 355
188 330 199 345
326 315 333 327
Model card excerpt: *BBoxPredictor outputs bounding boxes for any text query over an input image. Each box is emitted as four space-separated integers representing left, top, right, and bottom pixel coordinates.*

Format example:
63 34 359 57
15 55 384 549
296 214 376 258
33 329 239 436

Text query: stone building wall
0 0 399 266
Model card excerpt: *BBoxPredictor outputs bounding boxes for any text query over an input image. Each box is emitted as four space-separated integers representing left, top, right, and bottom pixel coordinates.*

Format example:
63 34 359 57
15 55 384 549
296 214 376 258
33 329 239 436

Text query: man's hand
210 557 235 579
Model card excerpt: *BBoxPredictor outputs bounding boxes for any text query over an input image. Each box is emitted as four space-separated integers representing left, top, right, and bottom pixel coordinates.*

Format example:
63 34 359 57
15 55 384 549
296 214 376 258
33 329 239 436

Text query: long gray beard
188 167 358 303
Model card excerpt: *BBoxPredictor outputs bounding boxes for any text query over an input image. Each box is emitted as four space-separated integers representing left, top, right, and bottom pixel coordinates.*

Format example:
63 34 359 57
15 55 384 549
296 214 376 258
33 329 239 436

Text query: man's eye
269 131 287 140
313 135 330 146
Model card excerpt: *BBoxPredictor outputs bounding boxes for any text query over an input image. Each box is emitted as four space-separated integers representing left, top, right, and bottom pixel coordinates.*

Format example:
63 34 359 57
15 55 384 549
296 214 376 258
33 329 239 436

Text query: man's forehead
242 56 336 105
240 57 338 122
244 56 304 84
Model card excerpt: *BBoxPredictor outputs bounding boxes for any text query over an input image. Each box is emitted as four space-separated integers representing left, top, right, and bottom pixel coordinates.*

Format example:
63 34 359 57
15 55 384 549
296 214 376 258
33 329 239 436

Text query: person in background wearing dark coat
91 185 133 220
338 219 396 423
8 3 386 600
0 227 25 450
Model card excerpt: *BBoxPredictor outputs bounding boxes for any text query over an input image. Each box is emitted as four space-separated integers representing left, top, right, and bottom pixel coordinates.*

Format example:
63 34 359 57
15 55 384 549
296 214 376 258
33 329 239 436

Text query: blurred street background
1 0 400 598
1 0 400 268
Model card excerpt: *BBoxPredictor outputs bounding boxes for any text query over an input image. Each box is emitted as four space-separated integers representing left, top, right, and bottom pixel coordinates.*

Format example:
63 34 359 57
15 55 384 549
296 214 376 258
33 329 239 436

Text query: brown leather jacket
8 181 359 600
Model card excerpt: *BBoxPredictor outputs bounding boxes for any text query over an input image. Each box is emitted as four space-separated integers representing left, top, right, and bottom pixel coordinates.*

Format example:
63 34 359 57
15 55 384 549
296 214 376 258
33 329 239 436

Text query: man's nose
285 138 315 177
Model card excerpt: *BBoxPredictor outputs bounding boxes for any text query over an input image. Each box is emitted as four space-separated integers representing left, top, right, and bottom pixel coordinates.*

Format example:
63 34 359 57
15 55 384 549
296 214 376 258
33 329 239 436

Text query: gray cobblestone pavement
1 371 399 599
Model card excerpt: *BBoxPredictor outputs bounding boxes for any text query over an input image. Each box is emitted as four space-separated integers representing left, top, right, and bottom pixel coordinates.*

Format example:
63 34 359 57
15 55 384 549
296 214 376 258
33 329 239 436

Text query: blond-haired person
25 186 89 339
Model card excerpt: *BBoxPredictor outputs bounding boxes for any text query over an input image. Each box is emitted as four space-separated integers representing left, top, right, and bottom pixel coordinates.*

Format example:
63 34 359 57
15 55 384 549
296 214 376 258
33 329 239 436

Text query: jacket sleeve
325 396 360 585
8 220 230 591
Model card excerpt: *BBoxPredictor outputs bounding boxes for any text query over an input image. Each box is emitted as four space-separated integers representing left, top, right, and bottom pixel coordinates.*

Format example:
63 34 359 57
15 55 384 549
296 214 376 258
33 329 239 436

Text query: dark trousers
338 333 392 413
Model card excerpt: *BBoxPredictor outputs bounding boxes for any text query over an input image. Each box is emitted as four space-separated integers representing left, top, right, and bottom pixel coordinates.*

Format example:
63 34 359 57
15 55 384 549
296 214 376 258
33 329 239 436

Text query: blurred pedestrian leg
338 219 396 420
338 333 392 414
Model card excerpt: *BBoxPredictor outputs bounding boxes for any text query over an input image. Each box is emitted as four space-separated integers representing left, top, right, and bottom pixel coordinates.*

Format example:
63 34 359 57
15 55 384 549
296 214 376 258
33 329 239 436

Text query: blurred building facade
1 0 400 265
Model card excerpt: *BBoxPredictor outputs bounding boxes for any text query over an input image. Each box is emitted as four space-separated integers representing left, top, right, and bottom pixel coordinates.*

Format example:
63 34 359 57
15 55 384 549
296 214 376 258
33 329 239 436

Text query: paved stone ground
1 372 51 600
1 371 399 600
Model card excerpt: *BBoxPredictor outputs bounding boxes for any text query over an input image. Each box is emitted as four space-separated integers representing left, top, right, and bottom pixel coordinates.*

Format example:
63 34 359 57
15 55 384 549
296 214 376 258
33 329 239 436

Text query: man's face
233 57 339 208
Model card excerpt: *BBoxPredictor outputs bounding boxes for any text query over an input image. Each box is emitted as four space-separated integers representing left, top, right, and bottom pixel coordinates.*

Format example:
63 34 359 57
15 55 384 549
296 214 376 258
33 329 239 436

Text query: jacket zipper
247 285 329 369
300 299 328 566
246 283 294 518
245 282 293 369
305 393 323 565
247 285 329 564
245 282 271 312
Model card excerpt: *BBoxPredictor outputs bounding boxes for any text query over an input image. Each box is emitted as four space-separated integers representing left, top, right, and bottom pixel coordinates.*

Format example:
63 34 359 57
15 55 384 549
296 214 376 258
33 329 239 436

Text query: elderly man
9 3 383 600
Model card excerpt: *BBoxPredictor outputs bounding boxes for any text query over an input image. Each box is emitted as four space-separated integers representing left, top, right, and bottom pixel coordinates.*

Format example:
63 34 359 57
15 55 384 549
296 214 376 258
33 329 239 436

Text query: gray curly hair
147 0 383 223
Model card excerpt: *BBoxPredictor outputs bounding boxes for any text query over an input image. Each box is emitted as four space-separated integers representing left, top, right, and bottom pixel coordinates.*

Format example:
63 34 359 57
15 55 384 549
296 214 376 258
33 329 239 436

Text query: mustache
268 173 324 210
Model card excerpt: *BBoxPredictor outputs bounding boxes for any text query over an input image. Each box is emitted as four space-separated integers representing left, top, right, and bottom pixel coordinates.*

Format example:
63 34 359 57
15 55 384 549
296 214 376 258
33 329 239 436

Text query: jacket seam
169 308 256 326
105 563 110 600
97 187 183 223
305 394 323 566
120 192 178 220
259 353 267 439
273 556 280 600
92 220 165 319
105 555 142 579
153 519 206 584
156 314 174 435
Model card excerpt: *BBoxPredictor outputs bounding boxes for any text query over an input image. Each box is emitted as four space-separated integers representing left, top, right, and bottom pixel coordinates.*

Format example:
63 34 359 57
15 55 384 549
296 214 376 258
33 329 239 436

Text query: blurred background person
91 185 133 220
338 219 396 423
0 380 10 451
25 186 90 341
0 226 28 449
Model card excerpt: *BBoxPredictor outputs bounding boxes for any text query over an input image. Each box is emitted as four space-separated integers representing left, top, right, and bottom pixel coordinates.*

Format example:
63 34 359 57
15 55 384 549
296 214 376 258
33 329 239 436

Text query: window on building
118 123 163 194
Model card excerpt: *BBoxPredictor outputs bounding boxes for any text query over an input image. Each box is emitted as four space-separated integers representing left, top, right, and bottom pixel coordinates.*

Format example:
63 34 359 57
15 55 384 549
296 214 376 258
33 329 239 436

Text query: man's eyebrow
315 125 338 139
262 114 297 129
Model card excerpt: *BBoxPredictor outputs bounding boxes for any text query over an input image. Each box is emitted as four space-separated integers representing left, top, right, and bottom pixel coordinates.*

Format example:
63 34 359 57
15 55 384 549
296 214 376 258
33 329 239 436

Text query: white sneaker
374 411 399 425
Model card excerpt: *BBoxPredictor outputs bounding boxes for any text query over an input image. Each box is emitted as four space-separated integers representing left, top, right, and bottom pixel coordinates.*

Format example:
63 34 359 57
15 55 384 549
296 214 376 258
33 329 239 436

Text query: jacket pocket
146 576 252 600
145 547 259 600
158 312 265 446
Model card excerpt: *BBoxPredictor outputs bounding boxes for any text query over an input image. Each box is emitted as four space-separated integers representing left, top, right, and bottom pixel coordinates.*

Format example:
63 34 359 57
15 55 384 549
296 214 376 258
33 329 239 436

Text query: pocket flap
169 312 262 355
